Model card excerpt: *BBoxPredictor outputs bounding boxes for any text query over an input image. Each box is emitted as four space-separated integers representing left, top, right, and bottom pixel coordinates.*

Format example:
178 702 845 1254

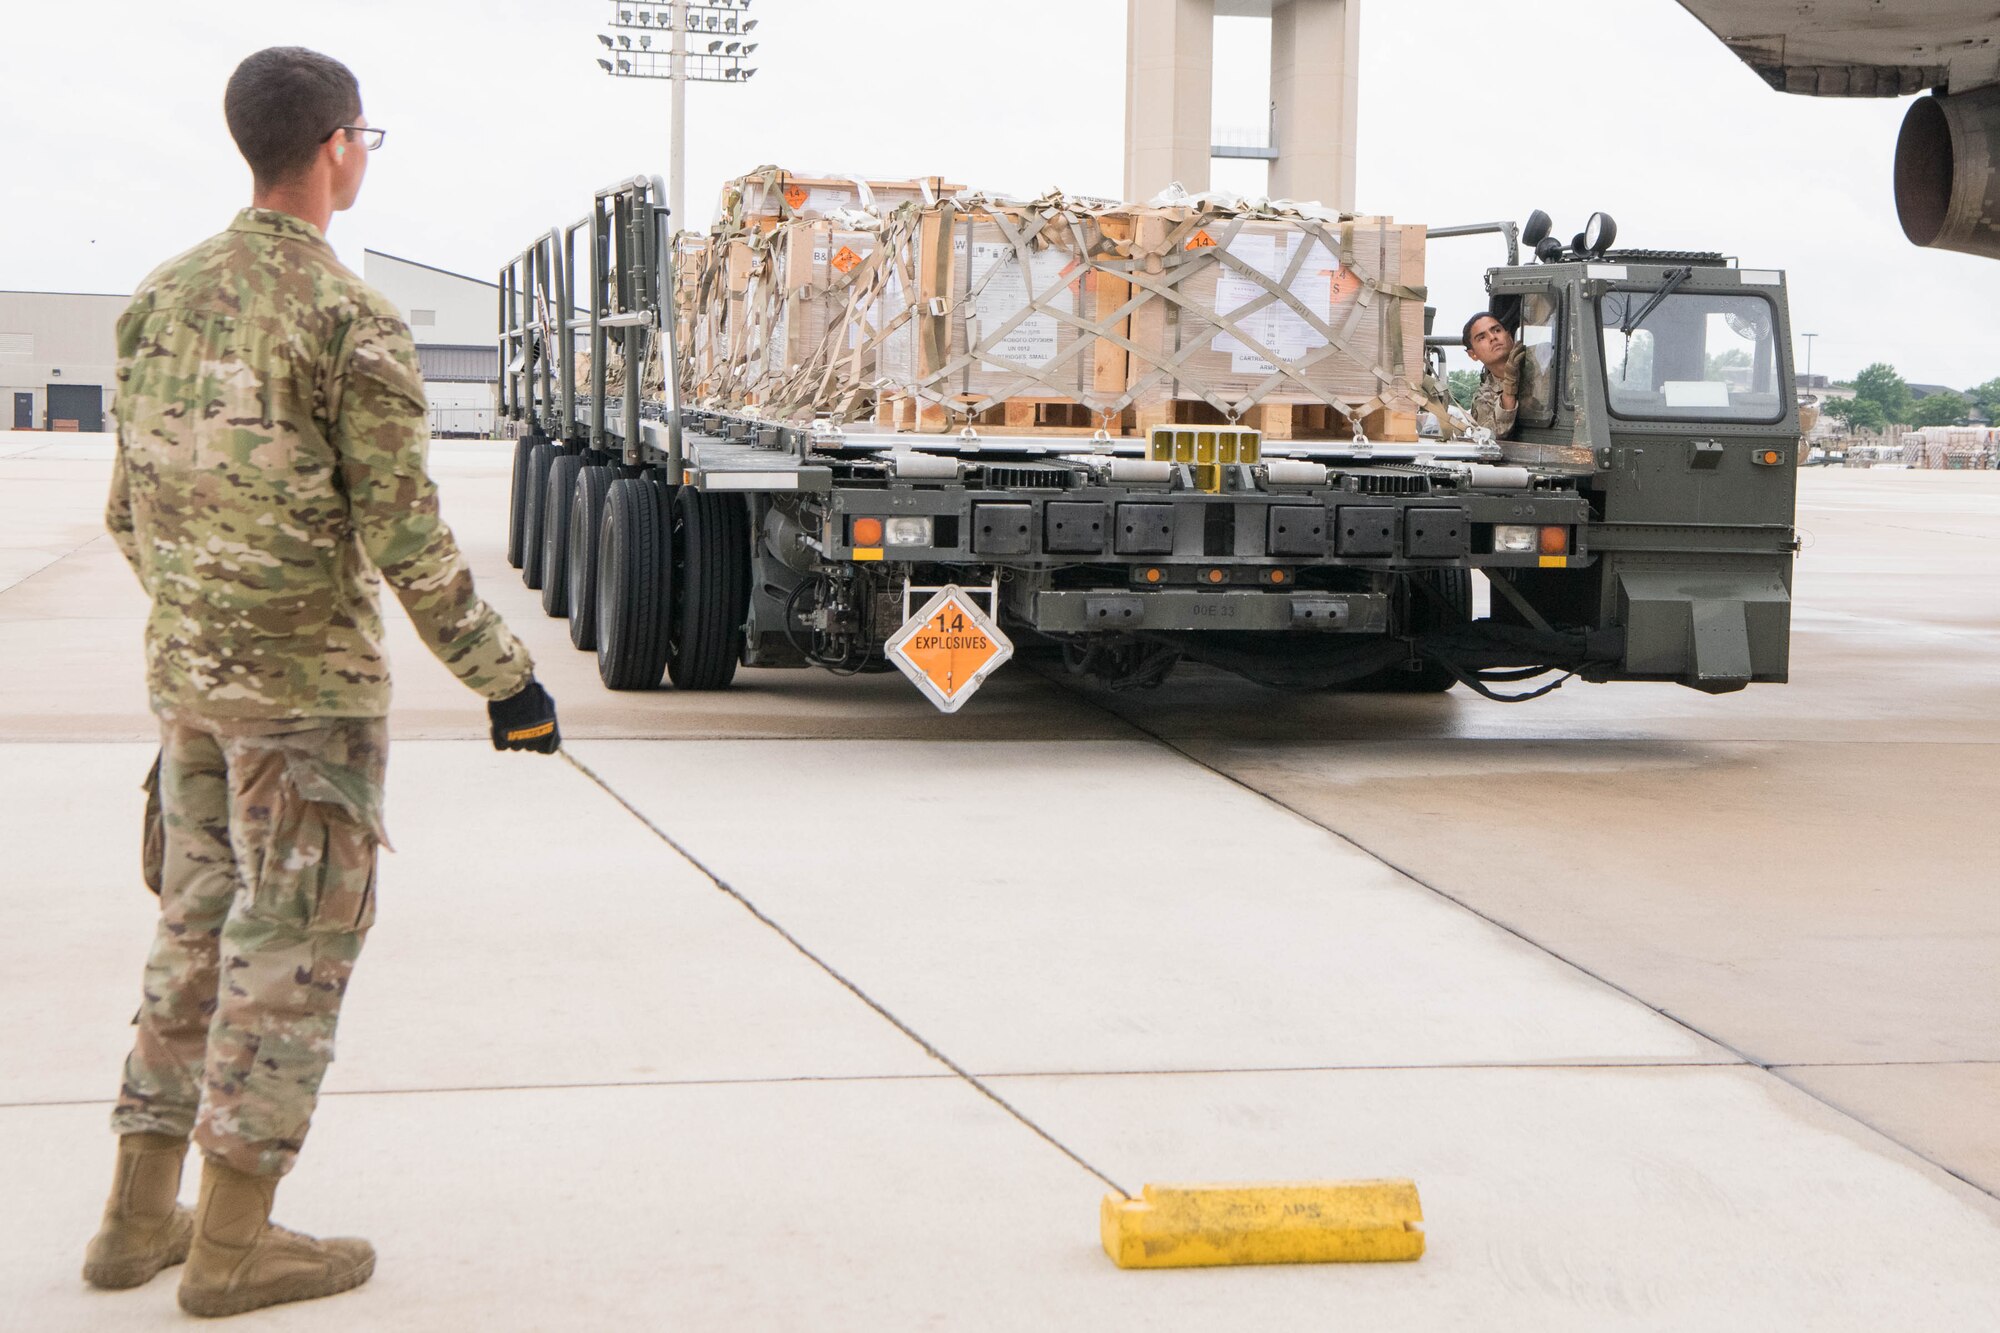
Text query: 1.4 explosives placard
887 586 1015 713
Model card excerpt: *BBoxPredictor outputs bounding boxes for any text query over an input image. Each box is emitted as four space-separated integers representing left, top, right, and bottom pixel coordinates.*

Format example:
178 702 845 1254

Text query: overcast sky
3 0 1992 388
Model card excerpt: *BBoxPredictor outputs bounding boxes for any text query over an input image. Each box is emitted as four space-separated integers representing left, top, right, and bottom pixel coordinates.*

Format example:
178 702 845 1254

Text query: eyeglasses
324 125 387 151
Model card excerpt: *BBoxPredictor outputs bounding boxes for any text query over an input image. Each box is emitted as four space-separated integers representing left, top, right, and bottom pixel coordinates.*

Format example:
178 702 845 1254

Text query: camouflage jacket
1469 342 1549 438
106 209 533 719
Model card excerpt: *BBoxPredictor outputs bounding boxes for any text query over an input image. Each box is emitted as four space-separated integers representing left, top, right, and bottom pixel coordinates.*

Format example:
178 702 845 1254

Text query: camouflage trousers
112 714 389 1178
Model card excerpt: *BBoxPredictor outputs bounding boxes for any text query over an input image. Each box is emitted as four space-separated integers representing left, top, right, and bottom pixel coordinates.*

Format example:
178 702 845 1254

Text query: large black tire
520 441 559 590
567 465 614 650
506 435 542 569
1348 569 1473 694
595 477 673 690
539 454 585 617
668 488 751 691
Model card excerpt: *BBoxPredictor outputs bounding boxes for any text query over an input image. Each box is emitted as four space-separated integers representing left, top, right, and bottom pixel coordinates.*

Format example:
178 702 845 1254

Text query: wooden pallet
1135 398 1419 443
868 392 1417 441
872 393 1132 436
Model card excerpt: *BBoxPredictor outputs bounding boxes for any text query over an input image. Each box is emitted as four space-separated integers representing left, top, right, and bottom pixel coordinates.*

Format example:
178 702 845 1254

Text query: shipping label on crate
785 184 855 214
964 241 1076 371
1211 233 1347 375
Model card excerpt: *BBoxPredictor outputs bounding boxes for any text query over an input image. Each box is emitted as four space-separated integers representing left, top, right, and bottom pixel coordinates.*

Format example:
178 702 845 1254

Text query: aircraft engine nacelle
1896 85 2000 260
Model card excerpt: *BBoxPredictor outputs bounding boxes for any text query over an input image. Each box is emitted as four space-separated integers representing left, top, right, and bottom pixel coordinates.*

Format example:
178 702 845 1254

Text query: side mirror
1583 211 1619 255
1521 209 1553 248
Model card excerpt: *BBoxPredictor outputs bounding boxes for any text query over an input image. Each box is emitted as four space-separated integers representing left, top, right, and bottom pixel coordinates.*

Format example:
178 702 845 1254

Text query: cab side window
1516 293 1560 428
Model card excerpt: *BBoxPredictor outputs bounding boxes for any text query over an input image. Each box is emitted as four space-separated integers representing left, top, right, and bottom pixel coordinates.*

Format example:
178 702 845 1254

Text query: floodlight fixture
595 2 775 240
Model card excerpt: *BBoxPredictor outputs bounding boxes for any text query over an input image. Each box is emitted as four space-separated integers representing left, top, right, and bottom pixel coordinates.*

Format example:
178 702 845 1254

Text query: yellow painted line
1101 1180 1424 1269
853 548 885 562
1539 555 1569 569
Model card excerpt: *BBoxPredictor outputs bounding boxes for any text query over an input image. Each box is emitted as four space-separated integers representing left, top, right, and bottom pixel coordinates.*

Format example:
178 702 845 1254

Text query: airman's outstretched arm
329 315 537 704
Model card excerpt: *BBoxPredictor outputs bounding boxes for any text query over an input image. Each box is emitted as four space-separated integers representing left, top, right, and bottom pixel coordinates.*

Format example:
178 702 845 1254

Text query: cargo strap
675 190 1429 437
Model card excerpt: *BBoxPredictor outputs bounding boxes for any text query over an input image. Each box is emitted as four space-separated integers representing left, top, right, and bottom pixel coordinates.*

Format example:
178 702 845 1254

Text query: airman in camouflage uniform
1464 312 1549 438
86 46 558 1318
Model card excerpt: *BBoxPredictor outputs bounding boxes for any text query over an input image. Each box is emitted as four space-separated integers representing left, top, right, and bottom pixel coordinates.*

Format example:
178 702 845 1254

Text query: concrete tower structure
1124 0 1359 210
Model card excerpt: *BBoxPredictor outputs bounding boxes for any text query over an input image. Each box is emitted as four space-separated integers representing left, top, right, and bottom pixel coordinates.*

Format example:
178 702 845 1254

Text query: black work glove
489 678 561 754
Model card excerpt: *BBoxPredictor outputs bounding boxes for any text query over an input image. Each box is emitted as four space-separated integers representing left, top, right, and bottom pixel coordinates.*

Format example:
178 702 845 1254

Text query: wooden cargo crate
1122 211 1426 440
681 175 1432 442
718 169 963 232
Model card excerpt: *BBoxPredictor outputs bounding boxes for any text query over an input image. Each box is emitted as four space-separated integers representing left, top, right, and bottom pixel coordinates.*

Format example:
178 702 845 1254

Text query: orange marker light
1269 569 1288 584
1207 568 1226 584
1538 526 1569 556
851 517 884 546
1145 568 1164 584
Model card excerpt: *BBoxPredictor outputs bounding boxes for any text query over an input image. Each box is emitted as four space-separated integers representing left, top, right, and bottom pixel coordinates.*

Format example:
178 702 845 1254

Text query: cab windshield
1598 290 1784 424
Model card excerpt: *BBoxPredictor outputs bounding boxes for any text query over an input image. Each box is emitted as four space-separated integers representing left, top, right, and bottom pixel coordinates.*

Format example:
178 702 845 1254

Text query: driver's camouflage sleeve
1470 342 1548 438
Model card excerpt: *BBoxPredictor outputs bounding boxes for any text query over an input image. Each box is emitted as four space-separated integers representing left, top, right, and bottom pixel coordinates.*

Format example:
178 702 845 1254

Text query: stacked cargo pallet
675 169 1432 443
1901 425 1998 469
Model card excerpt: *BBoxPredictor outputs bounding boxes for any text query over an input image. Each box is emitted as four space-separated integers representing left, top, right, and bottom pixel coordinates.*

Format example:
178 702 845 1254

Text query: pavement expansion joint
0 530 112 595
2 1059 1776 1114
1037 669 2000 1208
558 747 1140 1200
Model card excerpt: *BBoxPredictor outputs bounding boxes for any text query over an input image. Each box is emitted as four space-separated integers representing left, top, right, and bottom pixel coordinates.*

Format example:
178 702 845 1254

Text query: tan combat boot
176 1159 375 1318
82 1132 195 1289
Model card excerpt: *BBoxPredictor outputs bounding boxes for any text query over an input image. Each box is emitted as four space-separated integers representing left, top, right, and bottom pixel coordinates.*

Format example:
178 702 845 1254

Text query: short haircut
223 47 361 187
1461 311 1503 350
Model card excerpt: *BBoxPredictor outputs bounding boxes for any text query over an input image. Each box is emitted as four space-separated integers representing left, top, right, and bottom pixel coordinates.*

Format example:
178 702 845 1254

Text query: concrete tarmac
2 434 1996 1328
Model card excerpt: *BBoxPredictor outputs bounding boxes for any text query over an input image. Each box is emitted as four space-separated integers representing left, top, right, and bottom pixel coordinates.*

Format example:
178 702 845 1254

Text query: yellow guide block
1101 1180 1425 1269
1147 425 1261 494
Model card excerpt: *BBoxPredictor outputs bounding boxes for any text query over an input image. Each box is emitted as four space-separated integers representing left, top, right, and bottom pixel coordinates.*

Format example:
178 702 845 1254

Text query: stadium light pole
671 0 687 227
597 0 764 232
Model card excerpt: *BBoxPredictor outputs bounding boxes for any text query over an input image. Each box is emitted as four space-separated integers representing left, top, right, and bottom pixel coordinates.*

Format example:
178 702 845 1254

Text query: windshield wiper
1620 266 1694 336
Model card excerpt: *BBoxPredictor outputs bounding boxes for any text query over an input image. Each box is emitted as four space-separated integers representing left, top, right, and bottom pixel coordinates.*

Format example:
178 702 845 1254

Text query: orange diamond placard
831 245 864 274
1185 229 1218 250
887 587 1014 714
783 184 810 210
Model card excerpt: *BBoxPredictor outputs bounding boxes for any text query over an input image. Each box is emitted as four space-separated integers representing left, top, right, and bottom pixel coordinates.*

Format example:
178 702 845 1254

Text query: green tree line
1823 364 2000 431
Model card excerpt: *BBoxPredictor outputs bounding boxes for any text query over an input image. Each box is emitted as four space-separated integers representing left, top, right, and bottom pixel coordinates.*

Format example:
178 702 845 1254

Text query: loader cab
1473 210 1797 468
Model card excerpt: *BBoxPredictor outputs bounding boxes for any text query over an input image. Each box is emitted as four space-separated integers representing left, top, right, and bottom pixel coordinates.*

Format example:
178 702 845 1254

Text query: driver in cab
1463 312 1547 438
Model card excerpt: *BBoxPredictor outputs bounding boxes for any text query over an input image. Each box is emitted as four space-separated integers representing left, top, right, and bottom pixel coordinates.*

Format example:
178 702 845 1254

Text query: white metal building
2 251 500 439
0 291 127 432
362 250 502 438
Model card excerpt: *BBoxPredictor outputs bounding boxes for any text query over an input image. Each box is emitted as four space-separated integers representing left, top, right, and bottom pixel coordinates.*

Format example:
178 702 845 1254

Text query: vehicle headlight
885 517 933 546
1493 524 1537 553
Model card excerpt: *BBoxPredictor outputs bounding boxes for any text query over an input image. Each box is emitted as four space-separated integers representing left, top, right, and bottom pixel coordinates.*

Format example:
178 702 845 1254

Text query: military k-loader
497 177 1799 710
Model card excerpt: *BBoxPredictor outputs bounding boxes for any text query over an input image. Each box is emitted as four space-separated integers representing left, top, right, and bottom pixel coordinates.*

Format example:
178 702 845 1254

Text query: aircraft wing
1676 0 2000 97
